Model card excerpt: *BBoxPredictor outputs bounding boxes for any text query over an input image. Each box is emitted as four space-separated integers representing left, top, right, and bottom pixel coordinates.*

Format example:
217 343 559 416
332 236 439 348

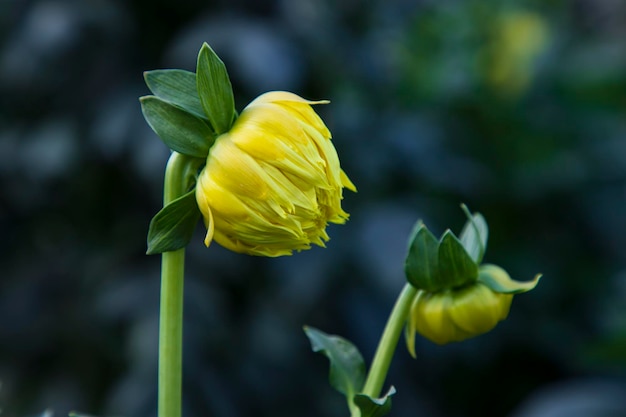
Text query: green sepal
405 206 489 292
196 42 235 134
404 222 441 292
405 223 478 292
354 386 396 417
147 189 201 255
144 69 208 120
438 230 479 289
140 95 215 158
478 264 542 294
459 204 488 264
303 326 366 401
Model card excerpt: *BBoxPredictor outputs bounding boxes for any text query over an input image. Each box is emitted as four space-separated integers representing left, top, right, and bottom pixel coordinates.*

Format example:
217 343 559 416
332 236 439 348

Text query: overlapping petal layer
196 91 355 257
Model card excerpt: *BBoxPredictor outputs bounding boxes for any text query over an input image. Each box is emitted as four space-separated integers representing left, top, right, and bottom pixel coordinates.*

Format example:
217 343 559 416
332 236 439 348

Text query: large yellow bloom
195 91 356 257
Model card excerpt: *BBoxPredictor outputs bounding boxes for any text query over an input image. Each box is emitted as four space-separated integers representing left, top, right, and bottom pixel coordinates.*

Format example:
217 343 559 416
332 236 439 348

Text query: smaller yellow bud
406 283 512 352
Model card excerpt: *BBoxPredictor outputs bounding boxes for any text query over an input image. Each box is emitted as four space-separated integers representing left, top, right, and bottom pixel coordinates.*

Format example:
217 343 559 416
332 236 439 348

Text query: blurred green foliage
1 0 625 416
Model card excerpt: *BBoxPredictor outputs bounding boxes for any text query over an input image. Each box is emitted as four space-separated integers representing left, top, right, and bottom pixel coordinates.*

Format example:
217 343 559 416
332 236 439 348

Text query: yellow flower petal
195 91 355 256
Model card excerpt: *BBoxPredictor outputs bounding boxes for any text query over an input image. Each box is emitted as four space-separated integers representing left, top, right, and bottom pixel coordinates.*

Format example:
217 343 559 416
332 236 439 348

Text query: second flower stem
360 283 418 398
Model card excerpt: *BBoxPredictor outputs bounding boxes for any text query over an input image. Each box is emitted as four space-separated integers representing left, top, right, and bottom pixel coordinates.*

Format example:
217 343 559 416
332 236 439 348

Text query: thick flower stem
159 248 185 417
360 283 418 398
158 152 189 417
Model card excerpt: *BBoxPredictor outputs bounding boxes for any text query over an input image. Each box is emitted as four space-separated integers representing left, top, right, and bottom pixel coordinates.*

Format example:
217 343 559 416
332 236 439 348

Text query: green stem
158 152 189 417
360 283 418 398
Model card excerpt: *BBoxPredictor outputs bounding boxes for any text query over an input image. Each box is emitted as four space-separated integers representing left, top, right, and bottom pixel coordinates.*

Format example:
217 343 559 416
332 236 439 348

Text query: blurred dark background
1 0 626 416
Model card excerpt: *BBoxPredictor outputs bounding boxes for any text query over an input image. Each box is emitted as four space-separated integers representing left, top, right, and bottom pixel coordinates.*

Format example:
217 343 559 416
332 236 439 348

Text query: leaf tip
440 228 455 242
199 42 213 56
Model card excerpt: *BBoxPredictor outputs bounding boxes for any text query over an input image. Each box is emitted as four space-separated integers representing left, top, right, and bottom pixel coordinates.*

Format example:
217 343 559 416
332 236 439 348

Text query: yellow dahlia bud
406 282 513 350
195 91 356 257
404 206 541 352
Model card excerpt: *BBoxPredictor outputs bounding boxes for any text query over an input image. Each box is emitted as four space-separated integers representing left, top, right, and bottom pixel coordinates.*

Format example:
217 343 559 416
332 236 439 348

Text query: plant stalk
360 283 418 398
158 152 189 417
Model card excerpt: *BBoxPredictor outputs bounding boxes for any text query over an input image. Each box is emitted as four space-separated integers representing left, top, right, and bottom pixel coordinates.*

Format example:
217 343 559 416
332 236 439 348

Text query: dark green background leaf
303 326 366 400
144 69 208 120
196 42 235 134
140 95 215 158
354 386 396 417
147 189 201 254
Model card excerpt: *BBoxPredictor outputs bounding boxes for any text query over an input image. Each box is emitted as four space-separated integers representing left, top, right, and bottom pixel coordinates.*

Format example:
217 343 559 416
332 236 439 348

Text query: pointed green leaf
144 69 207 120
303 326 366 399
196 43 235 134
354 386 396 417
140 96 215 158
406 218 425 246
147 189 201 254
459 204 488 263
438 231 479 289
404 222 441 291
478 264 541 294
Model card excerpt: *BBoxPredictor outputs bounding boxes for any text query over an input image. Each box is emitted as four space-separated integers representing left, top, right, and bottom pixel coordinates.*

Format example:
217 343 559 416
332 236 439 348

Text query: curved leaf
147 189 201 254
354 386 396 417
140 95 215 158
144 69 207 120
478 264 542 294
303 326 365 399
